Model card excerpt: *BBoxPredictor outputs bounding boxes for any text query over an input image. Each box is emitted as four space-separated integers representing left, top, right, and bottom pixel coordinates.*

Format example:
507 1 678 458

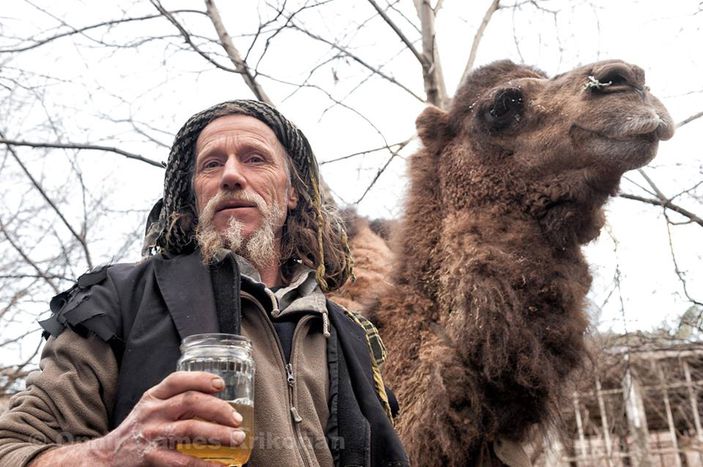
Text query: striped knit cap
143 100 349 289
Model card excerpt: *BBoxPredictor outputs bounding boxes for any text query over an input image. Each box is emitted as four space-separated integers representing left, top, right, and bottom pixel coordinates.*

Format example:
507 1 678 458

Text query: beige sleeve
0 330 118 466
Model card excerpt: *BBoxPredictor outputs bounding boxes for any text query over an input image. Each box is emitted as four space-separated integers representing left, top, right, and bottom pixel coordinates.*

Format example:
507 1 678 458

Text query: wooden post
682 359 703 439
653 360 682 467
573 393 589 461
595 376 614 466
682 359 703 465
622 366 652 467
542 429 566 467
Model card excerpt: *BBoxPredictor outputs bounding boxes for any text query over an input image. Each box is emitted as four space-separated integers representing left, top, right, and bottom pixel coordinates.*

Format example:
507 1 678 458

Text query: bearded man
0 101 408 466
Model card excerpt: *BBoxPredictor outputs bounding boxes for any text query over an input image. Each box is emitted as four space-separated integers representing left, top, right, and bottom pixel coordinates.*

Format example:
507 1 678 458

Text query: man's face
193 114 298 241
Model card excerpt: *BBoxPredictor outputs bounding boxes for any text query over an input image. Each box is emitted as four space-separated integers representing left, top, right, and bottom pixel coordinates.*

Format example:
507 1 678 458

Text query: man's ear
287 186 298 210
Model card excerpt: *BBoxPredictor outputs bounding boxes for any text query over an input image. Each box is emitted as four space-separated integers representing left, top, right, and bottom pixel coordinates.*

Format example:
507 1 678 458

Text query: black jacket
41 251 409 467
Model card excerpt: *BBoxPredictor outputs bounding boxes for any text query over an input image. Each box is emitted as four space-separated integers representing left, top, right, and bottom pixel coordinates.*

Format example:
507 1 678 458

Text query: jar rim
181 333 252 349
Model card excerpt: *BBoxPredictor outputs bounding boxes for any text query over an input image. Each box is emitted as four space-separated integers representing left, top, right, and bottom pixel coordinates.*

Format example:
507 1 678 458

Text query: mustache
213 190 262 208
199 189 265 222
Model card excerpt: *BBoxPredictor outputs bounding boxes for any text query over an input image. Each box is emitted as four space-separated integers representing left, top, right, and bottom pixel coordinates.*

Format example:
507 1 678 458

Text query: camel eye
483 88 524 132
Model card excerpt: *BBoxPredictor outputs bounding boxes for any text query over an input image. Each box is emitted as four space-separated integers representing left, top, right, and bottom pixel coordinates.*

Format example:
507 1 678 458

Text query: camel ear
416 105 450 148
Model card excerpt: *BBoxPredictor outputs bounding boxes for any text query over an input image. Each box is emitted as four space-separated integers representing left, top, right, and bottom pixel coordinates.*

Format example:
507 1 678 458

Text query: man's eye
246 154 265 164
201 159 222 170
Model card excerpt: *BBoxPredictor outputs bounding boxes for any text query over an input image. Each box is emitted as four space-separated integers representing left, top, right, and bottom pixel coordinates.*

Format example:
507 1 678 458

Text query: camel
332 59 674 466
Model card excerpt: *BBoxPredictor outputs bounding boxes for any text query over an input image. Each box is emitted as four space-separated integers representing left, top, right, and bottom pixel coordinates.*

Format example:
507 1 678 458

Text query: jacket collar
152 250 219 339
152 249 329 338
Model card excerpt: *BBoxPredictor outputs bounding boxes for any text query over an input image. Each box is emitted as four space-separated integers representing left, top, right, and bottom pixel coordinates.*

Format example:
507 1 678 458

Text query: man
0 100 408 466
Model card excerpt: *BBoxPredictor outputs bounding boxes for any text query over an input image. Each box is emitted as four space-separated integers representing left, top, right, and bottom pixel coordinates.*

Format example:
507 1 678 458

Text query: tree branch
204 0 273 104
150 0 240 74
459 0 501 87
0 13 196 53
0 219 60 294
355 138 412 203
677 110 703 128
291 25 425 103
0 274 72 281
414 0 448 107
0 327 43 349
321 138 414 166
367 0 426 67
1 131 94 269
664 215 703 308
618 193 703 227
0 280 34 321
385 0 422 35
0 338 44 394
636 169 667 200
0 139 165 168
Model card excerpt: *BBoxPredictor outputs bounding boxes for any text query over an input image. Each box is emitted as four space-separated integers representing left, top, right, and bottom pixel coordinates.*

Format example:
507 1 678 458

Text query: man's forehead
195 114 283 153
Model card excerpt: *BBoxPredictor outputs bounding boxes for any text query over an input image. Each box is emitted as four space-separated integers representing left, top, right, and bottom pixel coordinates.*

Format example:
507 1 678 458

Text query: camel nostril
597 69 628 87
589 63 645 92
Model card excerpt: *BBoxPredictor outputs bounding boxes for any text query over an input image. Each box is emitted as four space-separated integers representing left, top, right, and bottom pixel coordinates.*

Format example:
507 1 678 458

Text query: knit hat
143 100 351 290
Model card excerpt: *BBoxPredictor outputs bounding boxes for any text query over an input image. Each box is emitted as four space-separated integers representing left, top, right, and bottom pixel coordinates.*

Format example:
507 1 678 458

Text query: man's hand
31 371 245 466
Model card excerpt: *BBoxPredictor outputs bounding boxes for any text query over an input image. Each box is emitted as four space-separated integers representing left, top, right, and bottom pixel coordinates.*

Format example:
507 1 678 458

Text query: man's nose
220 157 246 191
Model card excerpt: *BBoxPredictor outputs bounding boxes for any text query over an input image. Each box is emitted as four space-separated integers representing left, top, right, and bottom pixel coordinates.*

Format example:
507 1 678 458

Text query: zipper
287 315 315 463
286 363 296 387
241 291 312 466
285 363 303 421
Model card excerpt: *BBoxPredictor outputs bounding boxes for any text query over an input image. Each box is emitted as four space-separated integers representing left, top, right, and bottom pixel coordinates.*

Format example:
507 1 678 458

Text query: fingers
143 372 237 426
147 371 224 400
141 420 246 466
160 390 243 428
145 419 246 447
100 372 249 466
130 371 247 465
136 419 246 466
145 447 231 467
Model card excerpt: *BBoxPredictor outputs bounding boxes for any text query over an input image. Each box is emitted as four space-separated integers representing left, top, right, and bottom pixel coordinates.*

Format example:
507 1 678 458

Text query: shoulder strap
40 264 125 360
327 300 393 421
209 253 242 335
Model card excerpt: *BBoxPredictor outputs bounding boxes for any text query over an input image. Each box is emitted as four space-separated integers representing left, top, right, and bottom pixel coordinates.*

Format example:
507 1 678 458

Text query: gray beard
195 190 284 272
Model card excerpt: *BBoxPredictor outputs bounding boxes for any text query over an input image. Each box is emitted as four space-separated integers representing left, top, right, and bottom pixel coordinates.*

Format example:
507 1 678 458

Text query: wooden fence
535 344 703 466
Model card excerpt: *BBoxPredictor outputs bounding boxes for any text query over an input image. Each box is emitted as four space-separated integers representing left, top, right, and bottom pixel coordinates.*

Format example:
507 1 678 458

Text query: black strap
335 327 371 466
327 302 410 466
325 322 342 465
209 254 241 335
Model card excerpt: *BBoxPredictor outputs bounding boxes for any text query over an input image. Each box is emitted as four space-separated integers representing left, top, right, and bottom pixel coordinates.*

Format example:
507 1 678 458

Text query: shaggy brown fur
331 209 395 311
347 60 673 466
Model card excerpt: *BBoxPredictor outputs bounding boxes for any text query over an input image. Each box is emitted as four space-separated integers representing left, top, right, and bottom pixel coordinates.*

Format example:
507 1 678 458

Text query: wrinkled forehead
191 113 292 180
194 114 285 156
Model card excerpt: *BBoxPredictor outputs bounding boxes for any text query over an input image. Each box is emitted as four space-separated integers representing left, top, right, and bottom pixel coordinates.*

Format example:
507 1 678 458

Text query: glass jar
176 333 255 466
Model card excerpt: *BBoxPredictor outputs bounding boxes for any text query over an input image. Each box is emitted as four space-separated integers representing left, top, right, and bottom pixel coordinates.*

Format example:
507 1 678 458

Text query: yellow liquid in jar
177 402 254 466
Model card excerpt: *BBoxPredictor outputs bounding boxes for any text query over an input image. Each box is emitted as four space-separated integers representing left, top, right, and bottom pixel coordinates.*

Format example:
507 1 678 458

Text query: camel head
419 59 673 186
415 59 674 244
